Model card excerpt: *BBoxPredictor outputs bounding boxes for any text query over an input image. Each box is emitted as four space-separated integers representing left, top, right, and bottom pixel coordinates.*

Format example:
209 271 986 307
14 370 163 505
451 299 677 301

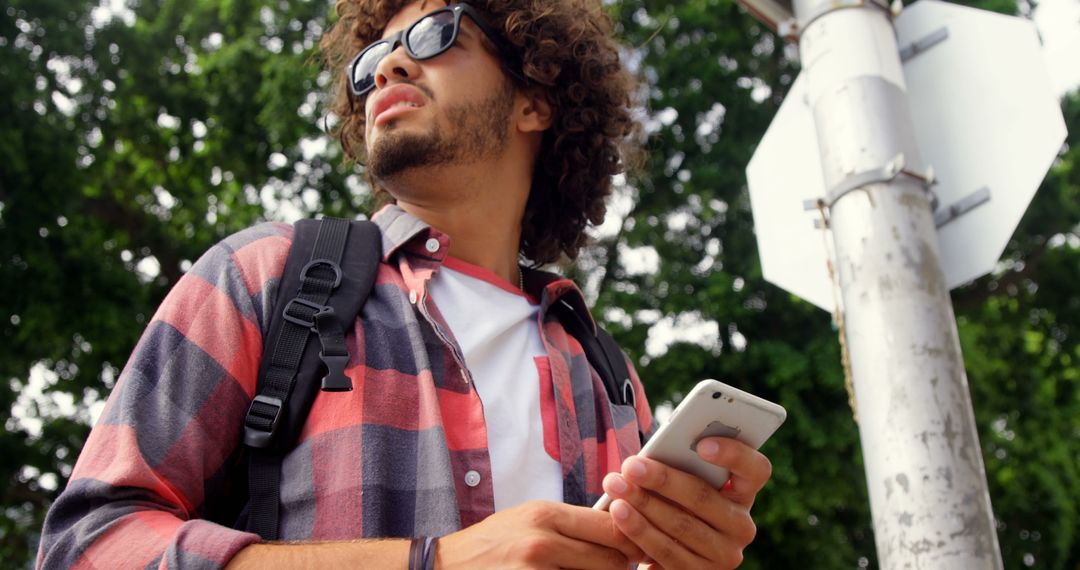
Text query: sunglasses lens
349 9 462 96
406 10 456 59
352 41 392 94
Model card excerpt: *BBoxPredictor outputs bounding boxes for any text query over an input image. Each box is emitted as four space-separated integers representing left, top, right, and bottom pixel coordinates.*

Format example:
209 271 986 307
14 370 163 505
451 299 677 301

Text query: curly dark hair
320 0 642 264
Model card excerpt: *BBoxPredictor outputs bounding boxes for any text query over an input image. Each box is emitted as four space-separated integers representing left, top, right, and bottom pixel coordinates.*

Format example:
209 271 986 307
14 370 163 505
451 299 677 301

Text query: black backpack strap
553 299 636 410
595 327 636 409
553 300 644 445
243 217 381 540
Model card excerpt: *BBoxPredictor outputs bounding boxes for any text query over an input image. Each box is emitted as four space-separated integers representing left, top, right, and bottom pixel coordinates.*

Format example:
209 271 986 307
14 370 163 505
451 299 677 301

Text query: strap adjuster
282 298 328 331
243 394 285 449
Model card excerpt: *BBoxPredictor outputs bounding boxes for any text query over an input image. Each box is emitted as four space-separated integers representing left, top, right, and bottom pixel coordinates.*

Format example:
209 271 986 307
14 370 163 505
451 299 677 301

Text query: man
38 1 773 568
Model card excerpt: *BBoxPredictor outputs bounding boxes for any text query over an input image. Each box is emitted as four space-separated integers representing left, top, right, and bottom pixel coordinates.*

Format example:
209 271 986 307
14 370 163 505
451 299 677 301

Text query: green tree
956 93 1080 568
1 0 365 564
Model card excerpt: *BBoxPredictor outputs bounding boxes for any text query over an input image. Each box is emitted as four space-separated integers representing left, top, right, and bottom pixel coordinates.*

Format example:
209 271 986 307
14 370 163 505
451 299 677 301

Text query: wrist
225 538 412 569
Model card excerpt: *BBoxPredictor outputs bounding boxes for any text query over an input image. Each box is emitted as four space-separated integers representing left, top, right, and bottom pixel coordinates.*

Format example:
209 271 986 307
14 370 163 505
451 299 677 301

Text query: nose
373 43 421 91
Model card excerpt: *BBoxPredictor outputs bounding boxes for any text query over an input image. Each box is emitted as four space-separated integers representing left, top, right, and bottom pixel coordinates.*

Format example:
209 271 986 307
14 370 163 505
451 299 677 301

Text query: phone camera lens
712 392 722 399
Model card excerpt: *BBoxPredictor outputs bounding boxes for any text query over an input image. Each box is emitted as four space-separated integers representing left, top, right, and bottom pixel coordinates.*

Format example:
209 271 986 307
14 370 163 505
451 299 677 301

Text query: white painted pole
790 1 1004 567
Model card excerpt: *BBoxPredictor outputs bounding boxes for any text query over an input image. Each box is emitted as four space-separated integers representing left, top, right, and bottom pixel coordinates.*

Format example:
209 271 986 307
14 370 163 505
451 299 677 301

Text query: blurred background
1 0 1077 568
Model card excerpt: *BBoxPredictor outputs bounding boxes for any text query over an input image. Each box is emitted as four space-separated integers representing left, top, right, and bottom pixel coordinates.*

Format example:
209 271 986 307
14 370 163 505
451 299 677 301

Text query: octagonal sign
898 0 1067 287
748 0 1067 311
747 74 834 310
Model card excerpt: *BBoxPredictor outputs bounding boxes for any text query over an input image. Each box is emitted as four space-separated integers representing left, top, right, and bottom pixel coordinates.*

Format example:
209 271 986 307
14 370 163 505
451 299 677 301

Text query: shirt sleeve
36 223 292 570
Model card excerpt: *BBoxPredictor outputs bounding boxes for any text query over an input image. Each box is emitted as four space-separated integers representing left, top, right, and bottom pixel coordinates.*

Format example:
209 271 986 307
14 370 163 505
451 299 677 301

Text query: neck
381 150 533 285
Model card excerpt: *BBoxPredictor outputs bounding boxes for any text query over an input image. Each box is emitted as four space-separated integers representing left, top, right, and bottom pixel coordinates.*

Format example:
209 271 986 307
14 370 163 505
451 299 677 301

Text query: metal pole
790 2 1004 567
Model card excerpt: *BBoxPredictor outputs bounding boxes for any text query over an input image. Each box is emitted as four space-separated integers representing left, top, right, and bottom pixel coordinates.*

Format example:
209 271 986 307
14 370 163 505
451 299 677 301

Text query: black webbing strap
243 217 352 540
553 300 636 410
244 450 286 540
595 327 637 409
244 218 350 449
553 299 644 446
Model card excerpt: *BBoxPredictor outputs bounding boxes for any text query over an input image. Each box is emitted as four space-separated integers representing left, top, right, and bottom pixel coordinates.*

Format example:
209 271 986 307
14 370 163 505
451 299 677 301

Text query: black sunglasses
346 3 523 97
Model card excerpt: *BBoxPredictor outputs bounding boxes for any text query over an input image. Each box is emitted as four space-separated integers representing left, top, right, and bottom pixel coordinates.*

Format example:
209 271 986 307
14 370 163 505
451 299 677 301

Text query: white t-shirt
427 257 564 510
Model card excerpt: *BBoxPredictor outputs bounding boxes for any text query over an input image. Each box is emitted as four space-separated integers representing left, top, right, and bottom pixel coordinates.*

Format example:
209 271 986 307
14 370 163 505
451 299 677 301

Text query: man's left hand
601 437 773 569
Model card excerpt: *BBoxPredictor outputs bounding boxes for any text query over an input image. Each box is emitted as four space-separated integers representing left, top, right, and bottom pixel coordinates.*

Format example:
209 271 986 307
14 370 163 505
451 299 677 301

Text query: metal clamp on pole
782 0 893 40
803 153 937 219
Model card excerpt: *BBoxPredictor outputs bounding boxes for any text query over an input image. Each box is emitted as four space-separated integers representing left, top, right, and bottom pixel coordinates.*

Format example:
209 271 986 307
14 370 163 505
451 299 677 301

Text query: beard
366 81 516 181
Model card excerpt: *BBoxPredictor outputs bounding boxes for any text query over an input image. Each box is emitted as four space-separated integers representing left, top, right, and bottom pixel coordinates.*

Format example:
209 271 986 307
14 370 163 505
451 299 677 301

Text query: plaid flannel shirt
38 206 654 569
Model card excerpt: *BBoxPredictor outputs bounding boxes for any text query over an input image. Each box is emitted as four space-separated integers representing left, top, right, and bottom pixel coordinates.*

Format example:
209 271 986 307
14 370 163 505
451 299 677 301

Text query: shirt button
408 290 419 304
425 238 440 253
464 470 481 488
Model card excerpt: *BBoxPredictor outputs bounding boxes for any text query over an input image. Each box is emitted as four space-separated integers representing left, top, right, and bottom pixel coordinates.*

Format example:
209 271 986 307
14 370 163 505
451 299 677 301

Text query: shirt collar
371 204 445 262
370 204 596 331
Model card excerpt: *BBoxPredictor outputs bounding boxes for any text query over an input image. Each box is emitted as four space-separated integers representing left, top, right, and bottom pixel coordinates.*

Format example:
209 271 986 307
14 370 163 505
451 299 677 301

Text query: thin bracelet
421 536 439 570
408 537 423 570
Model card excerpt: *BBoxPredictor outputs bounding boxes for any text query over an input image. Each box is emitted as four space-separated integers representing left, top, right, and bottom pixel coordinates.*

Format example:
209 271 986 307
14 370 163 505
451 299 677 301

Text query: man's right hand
436 500 645 569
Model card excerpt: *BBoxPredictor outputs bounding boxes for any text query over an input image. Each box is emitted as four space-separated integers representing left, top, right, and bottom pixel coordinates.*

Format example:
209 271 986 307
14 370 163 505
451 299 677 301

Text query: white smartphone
594 379 787 510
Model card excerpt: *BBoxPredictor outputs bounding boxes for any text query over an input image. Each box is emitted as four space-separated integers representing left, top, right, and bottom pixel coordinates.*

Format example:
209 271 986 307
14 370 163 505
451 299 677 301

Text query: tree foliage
0 0 365 562
1 0 1076 568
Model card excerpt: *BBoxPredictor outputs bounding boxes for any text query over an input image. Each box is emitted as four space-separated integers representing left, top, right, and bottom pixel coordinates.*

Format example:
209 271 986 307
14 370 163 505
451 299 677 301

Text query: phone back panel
641 379 787 489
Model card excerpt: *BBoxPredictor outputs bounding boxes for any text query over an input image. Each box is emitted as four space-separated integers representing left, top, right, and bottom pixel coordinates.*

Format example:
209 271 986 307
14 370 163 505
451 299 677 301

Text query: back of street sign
747 0 1068 311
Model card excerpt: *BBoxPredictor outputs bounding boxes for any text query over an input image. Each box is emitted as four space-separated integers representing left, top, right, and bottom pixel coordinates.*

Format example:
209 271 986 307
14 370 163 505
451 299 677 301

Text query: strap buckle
313 307 353 392
243 394 285 449
319 353 352 392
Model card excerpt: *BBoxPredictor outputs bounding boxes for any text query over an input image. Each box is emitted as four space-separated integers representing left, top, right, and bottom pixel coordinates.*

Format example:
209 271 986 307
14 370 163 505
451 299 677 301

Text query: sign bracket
802 153 937 219
900 26 950 62
934 186 992 227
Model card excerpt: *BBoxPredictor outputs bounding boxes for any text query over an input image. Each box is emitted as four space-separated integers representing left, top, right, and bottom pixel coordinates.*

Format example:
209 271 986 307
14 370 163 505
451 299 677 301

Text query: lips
369 84 427 126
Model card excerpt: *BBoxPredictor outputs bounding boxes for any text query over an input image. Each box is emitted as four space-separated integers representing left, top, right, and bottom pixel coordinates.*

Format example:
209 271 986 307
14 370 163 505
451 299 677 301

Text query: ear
515 89 554 134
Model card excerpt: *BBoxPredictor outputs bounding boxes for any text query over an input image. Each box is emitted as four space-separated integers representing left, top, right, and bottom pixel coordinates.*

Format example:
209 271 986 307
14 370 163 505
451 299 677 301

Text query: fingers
608 456 751 538
601 441 773 568
512 531 629 570
547 502 646 564
603 470 754 561
442 501 644 570
696 437 773 507
506 501 643 568
609 497 748 570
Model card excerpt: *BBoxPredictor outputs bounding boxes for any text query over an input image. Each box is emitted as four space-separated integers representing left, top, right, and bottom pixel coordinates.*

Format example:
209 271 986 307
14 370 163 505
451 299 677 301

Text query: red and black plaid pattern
37 206 654 569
